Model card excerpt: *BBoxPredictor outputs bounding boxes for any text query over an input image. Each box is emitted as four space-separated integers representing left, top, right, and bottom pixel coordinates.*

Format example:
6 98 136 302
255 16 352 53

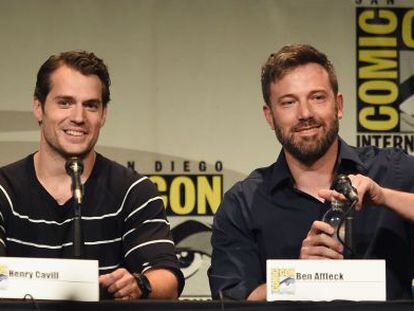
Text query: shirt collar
268 137 367 192
336 137 367 174
268 150 294 191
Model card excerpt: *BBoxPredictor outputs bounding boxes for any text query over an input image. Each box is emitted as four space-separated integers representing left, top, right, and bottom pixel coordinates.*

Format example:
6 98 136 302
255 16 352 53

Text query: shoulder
96 154 142 184
96 154 139 180
217 164 271 219
0 155 33 210
353 145 414 167
354 144 408 157
225 164 271 200
0 155 32 190
0 155 31 178
94 154 159 198
352 146 414 189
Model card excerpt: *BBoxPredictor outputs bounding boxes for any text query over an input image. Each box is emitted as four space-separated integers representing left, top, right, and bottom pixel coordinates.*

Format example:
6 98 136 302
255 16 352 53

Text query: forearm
381 187 414 222
0 227 6 256
145 268 179 299
247 283 266 301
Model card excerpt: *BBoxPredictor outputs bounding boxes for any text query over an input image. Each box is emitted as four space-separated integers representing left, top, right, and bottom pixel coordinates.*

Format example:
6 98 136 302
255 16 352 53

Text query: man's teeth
66 130 84 136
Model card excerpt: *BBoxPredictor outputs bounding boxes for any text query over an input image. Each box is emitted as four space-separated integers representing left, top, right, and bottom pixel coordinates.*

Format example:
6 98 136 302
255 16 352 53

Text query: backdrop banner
0 0 412 299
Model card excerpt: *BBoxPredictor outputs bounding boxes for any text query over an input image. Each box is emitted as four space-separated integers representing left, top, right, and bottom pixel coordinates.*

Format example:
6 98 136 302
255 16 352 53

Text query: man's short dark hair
261 44 338 106
34 50 111 107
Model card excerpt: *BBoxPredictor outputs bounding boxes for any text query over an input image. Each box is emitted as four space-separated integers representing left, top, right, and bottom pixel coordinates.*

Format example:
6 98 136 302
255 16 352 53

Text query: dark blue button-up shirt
209 139 414 300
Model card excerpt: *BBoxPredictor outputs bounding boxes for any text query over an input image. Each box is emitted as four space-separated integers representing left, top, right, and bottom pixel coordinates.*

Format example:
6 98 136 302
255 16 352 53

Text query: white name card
0 257 99 301
267 259 385 301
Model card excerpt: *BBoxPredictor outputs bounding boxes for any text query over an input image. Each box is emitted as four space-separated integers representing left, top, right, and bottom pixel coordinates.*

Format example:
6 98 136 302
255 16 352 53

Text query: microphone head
334 174 359 202
333 174 350 192
65 157 84 176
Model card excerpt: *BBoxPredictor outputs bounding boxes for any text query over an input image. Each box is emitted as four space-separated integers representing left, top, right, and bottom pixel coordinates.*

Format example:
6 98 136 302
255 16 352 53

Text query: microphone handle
71 173 84 205
71 172 84 259
344 209 354 259
73 209 83 258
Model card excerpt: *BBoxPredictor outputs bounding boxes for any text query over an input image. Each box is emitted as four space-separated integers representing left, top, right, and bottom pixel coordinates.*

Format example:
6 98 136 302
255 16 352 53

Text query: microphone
65 157 84 205
333 174 357 259
333 174 358 203
65 157 84 258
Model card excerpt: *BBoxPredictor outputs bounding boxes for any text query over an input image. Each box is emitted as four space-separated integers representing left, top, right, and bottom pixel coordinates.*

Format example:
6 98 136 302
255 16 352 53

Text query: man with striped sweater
0 51 184 300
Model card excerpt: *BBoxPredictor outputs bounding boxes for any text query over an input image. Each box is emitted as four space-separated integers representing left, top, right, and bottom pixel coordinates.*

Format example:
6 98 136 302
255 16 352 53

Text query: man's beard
274 116 339 166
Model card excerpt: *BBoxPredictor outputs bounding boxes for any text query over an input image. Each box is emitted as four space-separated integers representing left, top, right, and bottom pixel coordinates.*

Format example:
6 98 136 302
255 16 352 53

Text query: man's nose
297 101 313 120
70 104 85 123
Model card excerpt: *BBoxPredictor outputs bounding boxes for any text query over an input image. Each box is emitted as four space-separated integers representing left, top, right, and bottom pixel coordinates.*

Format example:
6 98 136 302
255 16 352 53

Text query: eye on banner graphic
123 154 244 299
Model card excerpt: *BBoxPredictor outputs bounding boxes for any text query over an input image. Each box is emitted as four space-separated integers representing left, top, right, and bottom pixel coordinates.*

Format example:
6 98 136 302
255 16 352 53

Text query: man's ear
100 106 108 128
33 99 43 125
263 104 275 130
336 93 343 120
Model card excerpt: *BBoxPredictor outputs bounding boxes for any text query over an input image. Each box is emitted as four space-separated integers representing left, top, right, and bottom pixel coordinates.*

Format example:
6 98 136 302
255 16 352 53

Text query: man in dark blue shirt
208 44 414 301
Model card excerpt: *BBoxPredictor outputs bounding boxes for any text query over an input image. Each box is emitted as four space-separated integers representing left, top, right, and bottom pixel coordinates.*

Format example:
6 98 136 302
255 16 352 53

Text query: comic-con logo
147 160 223 216
271 268 296 295
143 159 223 298
0 264 9 289
356 7 414 153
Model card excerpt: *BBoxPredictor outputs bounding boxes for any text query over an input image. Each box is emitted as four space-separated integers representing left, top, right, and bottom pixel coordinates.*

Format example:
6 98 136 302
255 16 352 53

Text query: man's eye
58 100 70 107
312 94 326 102
281 100 294 106
176 249 209 279
85 103 99 110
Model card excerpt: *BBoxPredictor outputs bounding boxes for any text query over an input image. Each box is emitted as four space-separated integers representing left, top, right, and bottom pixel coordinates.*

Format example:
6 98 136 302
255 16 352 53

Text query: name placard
0 257 99 301
267 259 385 301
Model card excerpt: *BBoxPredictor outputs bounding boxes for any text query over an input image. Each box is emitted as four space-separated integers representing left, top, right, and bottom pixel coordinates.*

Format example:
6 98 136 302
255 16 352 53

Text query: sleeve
0 174 8 256
121 176 184 294
208 185 264 300
390 149 414 193
0 208 6 256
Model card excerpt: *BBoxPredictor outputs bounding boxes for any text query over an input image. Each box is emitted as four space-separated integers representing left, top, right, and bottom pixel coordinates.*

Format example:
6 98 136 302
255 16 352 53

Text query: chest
5 185 125 260
249 187 326 258
36 176 73 206
6 180 125 237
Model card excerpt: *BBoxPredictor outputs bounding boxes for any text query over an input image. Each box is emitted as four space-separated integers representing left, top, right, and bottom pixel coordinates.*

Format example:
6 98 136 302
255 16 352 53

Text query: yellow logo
271 267 295 294
0 264 9 289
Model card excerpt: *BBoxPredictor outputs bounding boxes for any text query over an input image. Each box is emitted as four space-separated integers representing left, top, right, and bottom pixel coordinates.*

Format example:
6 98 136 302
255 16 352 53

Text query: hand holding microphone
325 174 359 259
326 174 385 211
301 174 360 260
333 174 358 203
317 174 385 259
